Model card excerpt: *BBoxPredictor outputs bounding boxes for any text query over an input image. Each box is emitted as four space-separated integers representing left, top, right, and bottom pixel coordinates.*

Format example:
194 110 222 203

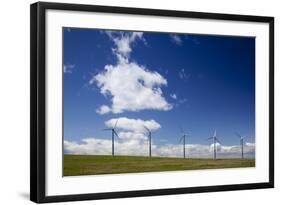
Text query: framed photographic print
30 2 274 203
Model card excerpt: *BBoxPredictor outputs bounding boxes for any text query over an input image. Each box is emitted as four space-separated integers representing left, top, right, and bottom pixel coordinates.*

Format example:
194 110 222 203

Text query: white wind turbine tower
235 132 246 159
143 125 152 158
179 129 188 159
103 119 119 156
208 129 221 160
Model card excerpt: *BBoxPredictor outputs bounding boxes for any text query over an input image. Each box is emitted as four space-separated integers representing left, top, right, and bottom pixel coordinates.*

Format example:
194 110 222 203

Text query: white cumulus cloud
209 143 222 152
105 117 161 132
105 31 143 59
64 138 255 159
92 31 172 114
178 68 190 80
63 64 75 74
65 116 255 158
170 34 183 45
170 93 177 99
104 117 160 143
96 105 111 115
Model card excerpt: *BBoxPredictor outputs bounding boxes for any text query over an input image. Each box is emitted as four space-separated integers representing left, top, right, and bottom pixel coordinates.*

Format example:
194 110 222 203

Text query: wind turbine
143 125 152 158
235 132 246 159
208 129 221 160
179 129 188 159
103 119 119 156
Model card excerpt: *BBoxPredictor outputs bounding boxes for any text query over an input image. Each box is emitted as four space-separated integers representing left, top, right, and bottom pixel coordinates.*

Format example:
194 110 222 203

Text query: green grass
63 154 255 176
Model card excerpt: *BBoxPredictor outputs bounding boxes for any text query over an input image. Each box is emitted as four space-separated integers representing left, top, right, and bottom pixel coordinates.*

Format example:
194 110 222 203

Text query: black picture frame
30 2 274 203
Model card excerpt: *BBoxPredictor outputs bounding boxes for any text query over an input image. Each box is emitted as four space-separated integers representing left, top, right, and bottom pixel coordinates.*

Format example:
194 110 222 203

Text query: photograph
63 28 256 176
30 2 274 202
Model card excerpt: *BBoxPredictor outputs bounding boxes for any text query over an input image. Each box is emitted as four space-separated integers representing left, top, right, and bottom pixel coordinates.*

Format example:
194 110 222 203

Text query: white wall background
0 0 279 204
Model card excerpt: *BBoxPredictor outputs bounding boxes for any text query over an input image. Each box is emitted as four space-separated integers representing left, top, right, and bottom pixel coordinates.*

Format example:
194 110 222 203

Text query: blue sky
63 28 255 158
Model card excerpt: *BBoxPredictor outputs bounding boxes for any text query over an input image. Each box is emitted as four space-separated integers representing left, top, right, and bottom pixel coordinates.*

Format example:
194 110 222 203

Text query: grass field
64 154 255 176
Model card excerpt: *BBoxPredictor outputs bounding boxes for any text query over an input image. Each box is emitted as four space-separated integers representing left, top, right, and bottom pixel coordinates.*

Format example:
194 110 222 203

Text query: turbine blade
144 132 150 137
103 128 112 131
113 130 120 138
113 119 119 129
179 136 183 143
207 137 213 140
214 129 217 138
235 132 242 139
143 125 150 133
